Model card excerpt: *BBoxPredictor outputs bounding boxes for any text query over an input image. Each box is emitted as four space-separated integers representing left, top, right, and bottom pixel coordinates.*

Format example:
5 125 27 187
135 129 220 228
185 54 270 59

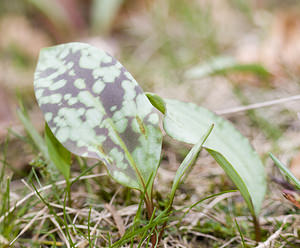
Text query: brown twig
254 215 292 248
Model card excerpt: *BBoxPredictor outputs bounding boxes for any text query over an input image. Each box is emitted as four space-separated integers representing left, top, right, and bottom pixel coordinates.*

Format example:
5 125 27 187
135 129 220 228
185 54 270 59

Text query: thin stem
157 202 173 244
66 180 72 207
253 214 261 242
157 221 167 245
144 198 153 220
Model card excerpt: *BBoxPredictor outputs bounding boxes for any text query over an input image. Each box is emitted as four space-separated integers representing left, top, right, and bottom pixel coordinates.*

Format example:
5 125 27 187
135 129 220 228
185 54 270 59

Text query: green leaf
45 123 71 181
146 92 166 114
160 97 266 216
185 56 270 79
205 148 252 213
269 153 300 190
169 124 214 206
34 42 162 191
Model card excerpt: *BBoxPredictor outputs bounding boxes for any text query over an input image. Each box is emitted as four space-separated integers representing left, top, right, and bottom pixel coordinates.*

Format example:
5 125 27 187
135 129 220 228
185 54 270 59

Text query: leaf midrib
91 94 146 188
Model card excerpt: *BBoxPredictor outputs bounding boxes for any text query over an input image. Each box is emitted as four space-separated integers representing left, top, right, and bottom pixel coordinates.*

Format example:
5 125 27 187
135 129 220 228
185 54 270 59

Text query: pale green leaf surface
162 98 266 215
34 42 162 190
206 148 252 213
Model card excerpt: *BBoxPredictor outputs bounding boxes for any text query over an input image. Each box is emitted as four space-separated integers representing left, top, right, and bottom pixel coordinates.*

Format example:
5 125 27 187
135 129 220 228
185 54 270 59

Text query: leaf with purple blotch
34 42 162 191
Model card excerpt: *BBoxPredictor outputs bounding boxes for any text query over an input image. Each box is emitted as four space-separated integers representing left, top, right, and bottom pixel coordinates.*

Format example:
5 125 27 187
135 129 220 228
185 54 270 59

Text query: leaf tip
146 92 166 114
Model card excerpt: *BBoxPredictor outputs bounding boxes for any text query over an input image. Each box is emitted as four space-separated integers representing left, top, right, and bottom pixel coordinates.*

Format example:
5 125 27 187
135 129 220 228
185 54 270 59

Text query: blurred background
1 0 300 177
0 0 300 246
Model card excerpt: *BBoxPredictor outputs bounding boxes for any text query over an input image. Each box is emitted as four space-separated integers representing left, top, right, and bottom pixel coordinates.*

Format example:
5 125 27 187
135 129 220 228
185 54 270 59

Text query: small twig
105 187 125 237
74 209 107 248
22 204 138 223
33 212 47 241
216 94 300 115
109 187 122 205
10 206 47 246
254 215 291 248
219 236 239 248
88 212 107 247
40 223 108 242
181 191 239 226
181 228 222 242
50 217 71 248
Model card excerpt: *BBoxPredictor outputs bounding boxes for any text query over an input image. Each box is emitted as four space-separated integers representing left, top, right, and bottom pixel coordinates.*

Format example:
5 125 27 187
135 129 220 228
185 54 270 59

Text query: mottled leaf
34 42 162 190
157 97 266 216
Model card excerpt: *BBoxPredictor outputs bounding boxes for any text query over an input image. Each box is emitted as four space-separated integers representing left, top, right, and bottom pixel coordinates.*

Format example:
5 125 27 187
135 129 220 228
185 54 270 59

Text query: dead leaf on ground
0 15 51 58
105 203 126 237
237 7 300 77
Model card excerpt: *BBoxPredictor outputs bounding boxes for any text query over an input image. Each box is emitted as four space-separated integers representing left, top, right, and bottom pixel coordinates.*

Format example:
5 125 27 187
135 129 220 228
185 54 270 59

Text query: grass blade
234 218 246 248
269 153 300 190
169 124 214 207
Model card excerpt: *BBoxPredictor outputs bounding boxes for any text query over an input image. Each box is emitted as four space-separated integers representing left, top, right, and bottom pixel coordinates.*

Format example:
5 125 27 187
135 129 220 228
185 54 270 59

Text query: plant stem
157 204 173 244
66 180 72 206
157 221 167 244
145 198 153 220
253 215 261 242
144 197 157 246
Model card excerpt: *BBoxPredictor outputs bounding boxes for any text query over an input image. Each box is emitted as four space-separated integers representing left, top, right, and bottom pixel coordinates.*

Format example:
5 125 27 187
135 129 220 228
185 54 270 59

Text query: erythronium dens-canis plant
33 42 267 244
